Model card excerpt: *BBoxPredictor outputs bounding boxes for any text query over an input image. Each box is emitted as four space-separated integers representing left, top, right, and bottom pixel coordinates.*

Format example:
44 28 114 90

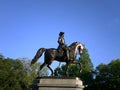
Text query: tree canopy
90 59 120 89
0 55 48 90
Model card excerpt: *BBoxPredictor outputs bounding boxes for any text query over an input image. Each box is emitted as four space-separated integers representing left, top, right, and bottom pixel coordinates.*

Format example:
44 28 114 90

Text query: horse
30 42 84 77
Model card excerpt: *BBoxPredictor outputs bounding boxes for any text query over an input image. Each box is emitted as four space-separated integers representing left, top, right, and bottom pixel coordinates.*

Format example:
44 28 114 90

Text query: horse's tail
31 48 46 65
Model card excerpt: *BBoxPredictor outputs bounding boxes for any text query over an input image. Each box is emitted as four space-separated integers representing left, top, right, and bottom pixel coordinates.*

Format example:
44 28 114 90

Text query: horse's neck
68 44 77 61
69 45 76 53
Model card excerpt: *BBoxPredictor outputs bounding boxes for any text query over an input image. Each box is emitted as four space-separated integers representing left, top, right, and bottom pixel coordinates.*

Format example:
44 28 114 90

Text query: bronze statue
31 40 84 77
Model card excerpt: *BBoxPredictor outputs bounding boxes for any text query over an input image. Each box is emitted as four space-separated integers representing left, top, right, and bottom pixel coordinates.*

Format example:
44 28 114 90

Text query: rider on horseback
57 32 69 60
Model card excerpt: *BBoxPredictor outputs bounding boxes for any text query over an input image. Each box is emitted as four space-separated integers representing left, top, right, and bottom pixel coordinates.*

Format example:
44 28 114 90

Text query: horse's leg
79 62 82 73
77 61 82 73
73 61 82 73
37 62 46 76
66 62 69 77
40 62 46 71
47 64 54 76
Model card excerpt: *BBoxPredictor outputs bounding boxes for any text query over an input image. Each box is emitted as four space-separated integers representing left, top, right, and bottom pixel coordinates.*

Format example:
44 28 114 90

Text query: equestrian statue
31 32 84 77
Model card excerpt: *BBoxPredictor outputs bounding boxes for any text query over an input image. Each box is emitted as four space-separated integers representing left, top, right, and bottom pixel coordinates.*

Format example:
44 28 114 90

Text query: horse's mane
69 41 80 47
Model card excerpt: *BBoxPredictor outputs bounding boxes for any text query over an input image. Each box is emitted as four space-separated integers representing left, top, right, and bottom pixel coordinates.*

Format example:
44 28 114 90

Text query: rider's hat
59 32 64 36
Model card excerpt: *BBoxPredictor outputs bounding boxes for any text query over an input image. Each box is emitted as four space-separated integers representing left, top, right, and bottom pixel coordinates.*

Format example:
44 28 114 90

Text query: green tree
16 58 49 89
79 48 94 87
79 48 94 72
0 55 48 90
88 59 120 89
107 59 120 89
0 56 26 90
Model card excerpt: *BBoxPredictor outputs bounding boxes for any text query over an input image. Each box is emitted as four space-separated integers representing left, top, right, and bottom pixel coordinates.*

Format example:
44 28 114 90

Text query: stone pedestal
31 77 84 90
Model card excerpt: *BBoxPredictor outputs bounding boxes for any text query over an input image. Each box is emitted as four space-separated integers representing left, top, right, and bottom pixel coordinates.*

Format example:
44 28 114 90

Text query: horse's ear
75 42 78 44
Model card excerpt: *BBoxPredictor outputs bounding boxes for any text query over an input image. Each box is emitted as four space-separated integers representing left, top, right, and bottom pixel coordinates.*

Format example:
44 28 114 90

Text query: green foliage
0 57 25 90
108 59 120 77
0 55 48 90
54 64 80 77
79 48 94 72
54 65 66 77
88 59 120 89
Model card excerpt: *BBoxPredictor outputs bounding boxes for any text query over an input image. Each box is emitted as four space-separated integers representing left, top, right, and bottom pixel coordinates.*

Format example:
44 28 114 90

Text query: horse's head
75 42 84 55
69 41 84 56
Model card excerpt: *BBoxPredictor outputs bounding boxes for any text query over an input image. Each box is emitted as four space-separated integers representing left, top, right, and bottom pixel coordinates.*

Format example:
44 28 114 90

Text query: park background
0 0 120 90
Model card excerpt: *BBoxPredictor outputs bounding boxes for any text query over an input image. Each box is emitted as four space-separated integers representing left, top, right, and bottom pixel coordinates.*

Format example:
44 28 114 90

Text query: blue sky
0 0 120 69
